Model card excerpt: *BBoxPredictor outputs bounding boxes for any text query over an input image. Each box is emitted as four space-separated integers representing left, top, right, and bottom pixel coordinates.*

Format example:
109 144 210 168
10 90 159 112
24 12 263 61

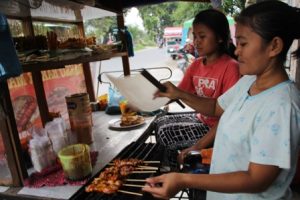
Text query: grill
70 141 166 200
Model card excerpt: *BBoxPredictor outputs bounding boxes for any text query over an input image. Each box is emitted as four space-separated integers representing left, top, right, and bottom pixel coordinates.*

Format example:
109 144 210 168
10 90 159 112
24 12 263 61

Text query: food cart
0 0 299 199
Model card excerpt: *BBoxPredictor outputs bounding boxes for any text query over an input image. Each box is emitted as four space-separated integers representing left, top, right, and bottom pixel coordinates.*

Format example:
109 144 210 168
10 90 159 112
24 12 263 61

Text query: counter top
0 111 155 200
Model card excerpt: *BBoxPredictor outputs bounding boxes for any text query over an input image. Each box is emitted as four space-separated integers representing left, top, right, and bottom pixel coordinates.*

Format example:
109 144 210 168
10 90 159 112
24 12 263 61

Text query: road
90 46 184 96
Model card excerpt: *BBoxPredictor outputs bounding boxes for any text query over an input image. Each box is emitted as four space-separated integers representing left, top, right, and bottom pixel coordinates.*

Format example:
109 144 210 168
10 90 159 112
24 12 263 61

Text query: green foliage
171 2 211 25
139 2 178 39
84 16 116 43
137 0 245 44
127 25 155 51
222 0 246 17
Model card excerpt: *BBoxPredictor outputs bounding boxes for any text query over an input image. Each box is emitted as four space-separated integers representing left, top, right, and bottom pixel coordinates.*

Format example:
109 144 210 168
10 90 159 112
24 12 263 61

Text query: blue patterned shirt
207 75 300 200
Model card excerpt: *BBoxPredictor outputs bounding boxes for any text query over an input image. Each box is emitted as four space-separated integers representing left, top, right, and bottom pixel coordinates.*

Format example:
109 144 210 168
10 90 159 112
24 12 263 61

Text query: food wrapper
29 128 56 172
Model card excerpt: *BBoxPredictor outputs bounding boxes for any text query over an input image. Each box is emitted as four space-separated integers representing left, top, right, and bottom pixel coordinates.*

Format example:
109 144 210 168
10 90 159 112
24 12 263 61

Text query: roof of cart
94 0 210 12
0 0 115 22
0 0 209 22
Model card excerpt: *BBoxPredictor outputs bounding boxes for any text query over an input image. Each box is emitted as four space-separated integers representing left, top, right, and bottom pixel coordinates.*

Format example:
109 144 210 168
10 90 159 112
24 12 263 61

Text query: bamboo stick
123 183 144 188
125 179 146 182
135 167 158 171
109 160 160 166
118 190 143 196
143 161 160 163
131 171 156 173
137 166 158 170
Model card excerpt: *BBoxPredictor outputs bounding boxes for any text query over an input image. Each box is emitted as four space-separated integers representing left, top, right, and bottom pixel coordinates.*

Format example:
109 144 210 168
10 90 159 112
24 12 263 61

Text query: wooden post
31 72 51 125
117 12 131 76
22 16 51 126
22 16 34 36
76 22 96 101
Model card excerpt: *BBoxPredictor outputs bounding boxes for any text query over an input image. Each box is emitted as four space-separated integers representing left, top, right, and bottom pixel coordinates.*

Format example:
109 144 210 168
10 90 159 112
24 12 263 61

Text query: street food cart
0 0 299 199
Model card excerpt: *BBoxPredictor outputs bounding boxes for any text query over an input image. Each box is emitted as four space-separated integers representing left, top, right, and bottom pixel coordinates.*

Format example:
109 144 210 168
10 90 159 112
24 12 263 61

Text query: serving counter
0 111 157 200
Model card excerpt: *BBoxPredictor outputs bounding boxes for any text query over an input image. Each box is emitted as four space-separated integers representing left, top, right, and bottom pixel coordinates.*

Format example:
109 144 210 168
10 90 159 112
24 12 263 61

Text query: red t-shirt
178 54 240 127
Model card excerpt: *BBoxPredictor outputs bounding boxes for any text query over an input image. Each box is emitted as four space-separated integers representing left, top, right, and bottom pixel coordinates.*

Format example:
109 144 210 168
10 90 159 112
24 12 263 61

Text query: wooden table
0 111 156 200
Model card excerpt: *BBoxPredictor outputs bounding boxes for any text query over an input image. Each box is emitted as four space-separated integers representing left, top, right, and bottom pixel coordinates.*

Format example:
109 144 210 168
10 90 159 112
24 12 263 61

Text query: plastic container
65 93 93 144
58 144 92 180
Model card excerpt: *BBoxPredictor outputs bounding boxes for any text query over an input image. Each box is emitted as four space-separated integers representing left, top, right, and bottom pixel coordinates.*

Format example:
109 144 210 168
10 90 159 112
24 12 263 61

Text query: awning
0 0 116 22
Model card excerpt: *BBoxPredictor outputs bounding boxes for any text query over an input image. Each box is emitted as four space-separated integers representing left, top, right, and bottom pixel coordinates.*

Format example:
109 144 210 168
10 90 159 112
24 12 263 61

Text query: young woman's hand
177 146 199 164
142 173 183 199
154 81 182 100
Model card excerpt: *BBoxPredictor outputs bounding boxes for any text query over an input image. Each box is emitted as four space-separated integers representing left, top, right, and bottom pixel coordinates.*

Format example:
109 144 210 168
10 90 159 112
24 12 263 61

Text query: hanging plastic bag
105 86 125 115
0 13 22 81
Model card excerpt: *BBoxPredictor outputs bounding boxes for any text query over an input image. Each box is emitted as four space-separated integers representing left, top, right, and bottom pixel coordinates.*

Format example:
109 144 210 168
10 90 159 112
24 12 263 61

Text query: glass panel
7 19 24 37
0 105 13 186
33 22 79 40
83 16 117 44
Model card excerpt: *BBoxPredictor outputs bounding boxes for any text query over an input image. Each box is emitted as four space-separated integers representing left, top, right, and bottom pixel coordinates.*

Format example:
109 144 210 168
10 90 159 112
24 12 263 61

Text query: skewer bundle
85 158 159 195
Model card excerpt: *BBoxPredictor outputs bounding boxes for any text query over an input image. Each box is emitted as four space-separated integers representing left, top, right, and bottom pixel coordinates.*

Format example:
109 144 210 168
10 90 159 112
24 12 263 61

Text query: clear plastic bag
29 127 56 172
45 118 68 154
105 86 125 115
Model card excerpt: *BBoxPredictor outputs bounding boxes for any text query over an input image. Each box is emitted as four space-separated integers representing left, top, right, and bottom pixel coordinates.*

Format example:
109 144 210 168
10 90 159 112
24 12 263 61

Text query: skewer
131 171 156 173
108 160 160 165
123 183 144 188
138 165 158 169
136 167 158 170
118 190 143 196
143 161 160 163
125 179 146 182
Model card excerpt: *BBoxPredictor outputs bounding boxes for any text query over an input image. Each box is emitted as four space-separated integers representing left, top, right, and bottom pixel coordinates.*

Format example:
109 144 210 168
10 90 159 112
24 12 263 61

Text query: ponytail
226 41 237 60
291 7 300 59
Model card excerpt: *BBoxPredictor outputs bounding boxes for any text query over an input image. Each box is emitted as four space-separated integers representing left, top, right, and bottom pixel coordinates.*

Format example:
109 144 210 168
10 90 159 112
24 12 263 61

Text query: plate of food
108 114 145 130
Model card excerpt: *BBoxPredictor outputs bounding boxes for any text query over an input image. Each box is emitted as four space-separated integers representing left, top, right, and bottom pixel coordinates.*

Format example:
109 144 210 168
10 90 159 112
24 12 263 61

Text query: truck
163 26 182 60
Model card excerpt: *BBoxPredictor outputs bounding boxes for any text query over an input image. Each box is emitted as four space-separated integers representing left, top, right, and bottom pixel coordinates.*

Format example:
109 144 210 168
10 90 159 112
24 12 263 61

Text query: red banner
8 64 86 133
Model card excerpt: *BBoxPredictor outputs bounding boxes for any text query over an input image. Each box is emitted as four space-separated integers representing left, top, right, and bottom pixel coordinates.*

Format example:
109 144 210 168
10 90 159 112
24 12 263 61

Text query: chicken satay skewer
143 161 160 163
109 159 159 166
118 190 143 196
123 183 145 188
125 179 146 182
131 171 156 174
136 166 158 170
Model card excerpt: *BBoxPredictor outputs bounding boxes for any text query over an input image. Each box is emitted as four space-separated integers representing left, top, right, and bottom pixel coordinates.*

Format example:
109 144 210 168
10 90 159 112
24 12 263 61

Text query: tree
84 16 116 43
139 3 178 41
171 2 211 25
223 0 246 17
137 0 245 43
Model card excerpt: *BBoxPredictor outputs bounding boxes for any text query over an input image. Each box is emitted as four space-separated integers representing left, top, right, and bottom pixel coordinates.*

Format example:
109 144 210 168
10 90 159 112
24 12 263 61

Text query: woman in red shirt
155 9 240 169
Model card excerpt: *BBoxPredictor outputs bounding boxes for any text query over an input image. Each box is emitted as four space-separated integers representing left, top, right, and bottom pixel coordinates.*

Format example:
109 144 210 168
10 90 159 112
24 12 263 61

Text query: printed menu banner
8 64 86 133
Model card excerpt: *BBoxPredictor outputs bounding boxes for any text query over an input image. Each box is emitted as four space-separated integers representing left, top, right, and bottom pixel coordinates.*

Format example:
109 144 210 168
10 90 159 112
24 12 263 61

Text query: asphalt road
90 46 183 96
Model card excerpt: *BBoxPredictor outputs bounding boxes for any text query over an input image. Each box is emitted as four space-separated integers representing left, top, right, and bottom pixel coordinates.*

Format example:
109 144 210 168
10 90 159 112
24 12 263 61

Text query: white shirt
207 75 300 200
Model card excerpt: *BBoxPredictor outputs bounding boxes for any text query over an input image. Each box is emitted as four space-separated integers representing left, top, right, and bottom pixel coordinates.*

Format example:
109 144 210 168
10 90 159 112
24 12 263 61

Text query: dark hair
192 9 236 58
235 0 300 62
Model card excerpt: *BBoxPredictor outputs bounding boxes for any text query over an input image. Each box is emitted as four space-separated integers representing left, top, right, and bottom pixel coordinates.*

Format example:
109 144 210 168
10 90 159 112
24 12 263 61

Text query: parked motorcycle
177 48 195 72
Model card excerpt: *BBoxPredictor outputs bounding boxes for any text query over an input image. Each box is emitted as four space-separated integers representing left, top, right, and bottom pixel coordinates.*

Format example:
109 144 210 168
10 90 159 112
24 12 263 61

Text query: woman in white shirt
143 1 300 199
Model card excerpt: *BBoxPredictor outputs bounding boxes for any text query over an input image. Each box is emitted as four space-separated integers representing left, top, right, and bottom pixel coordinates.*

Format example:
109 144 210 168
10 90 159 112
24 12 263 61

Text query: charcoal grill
70 141 166 200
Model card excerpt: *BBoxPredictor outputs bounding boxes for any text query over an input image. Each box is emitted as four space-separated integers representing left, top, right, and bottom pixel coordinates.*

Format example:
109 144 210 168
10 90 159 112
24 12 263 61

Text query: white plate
108 117 146 130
